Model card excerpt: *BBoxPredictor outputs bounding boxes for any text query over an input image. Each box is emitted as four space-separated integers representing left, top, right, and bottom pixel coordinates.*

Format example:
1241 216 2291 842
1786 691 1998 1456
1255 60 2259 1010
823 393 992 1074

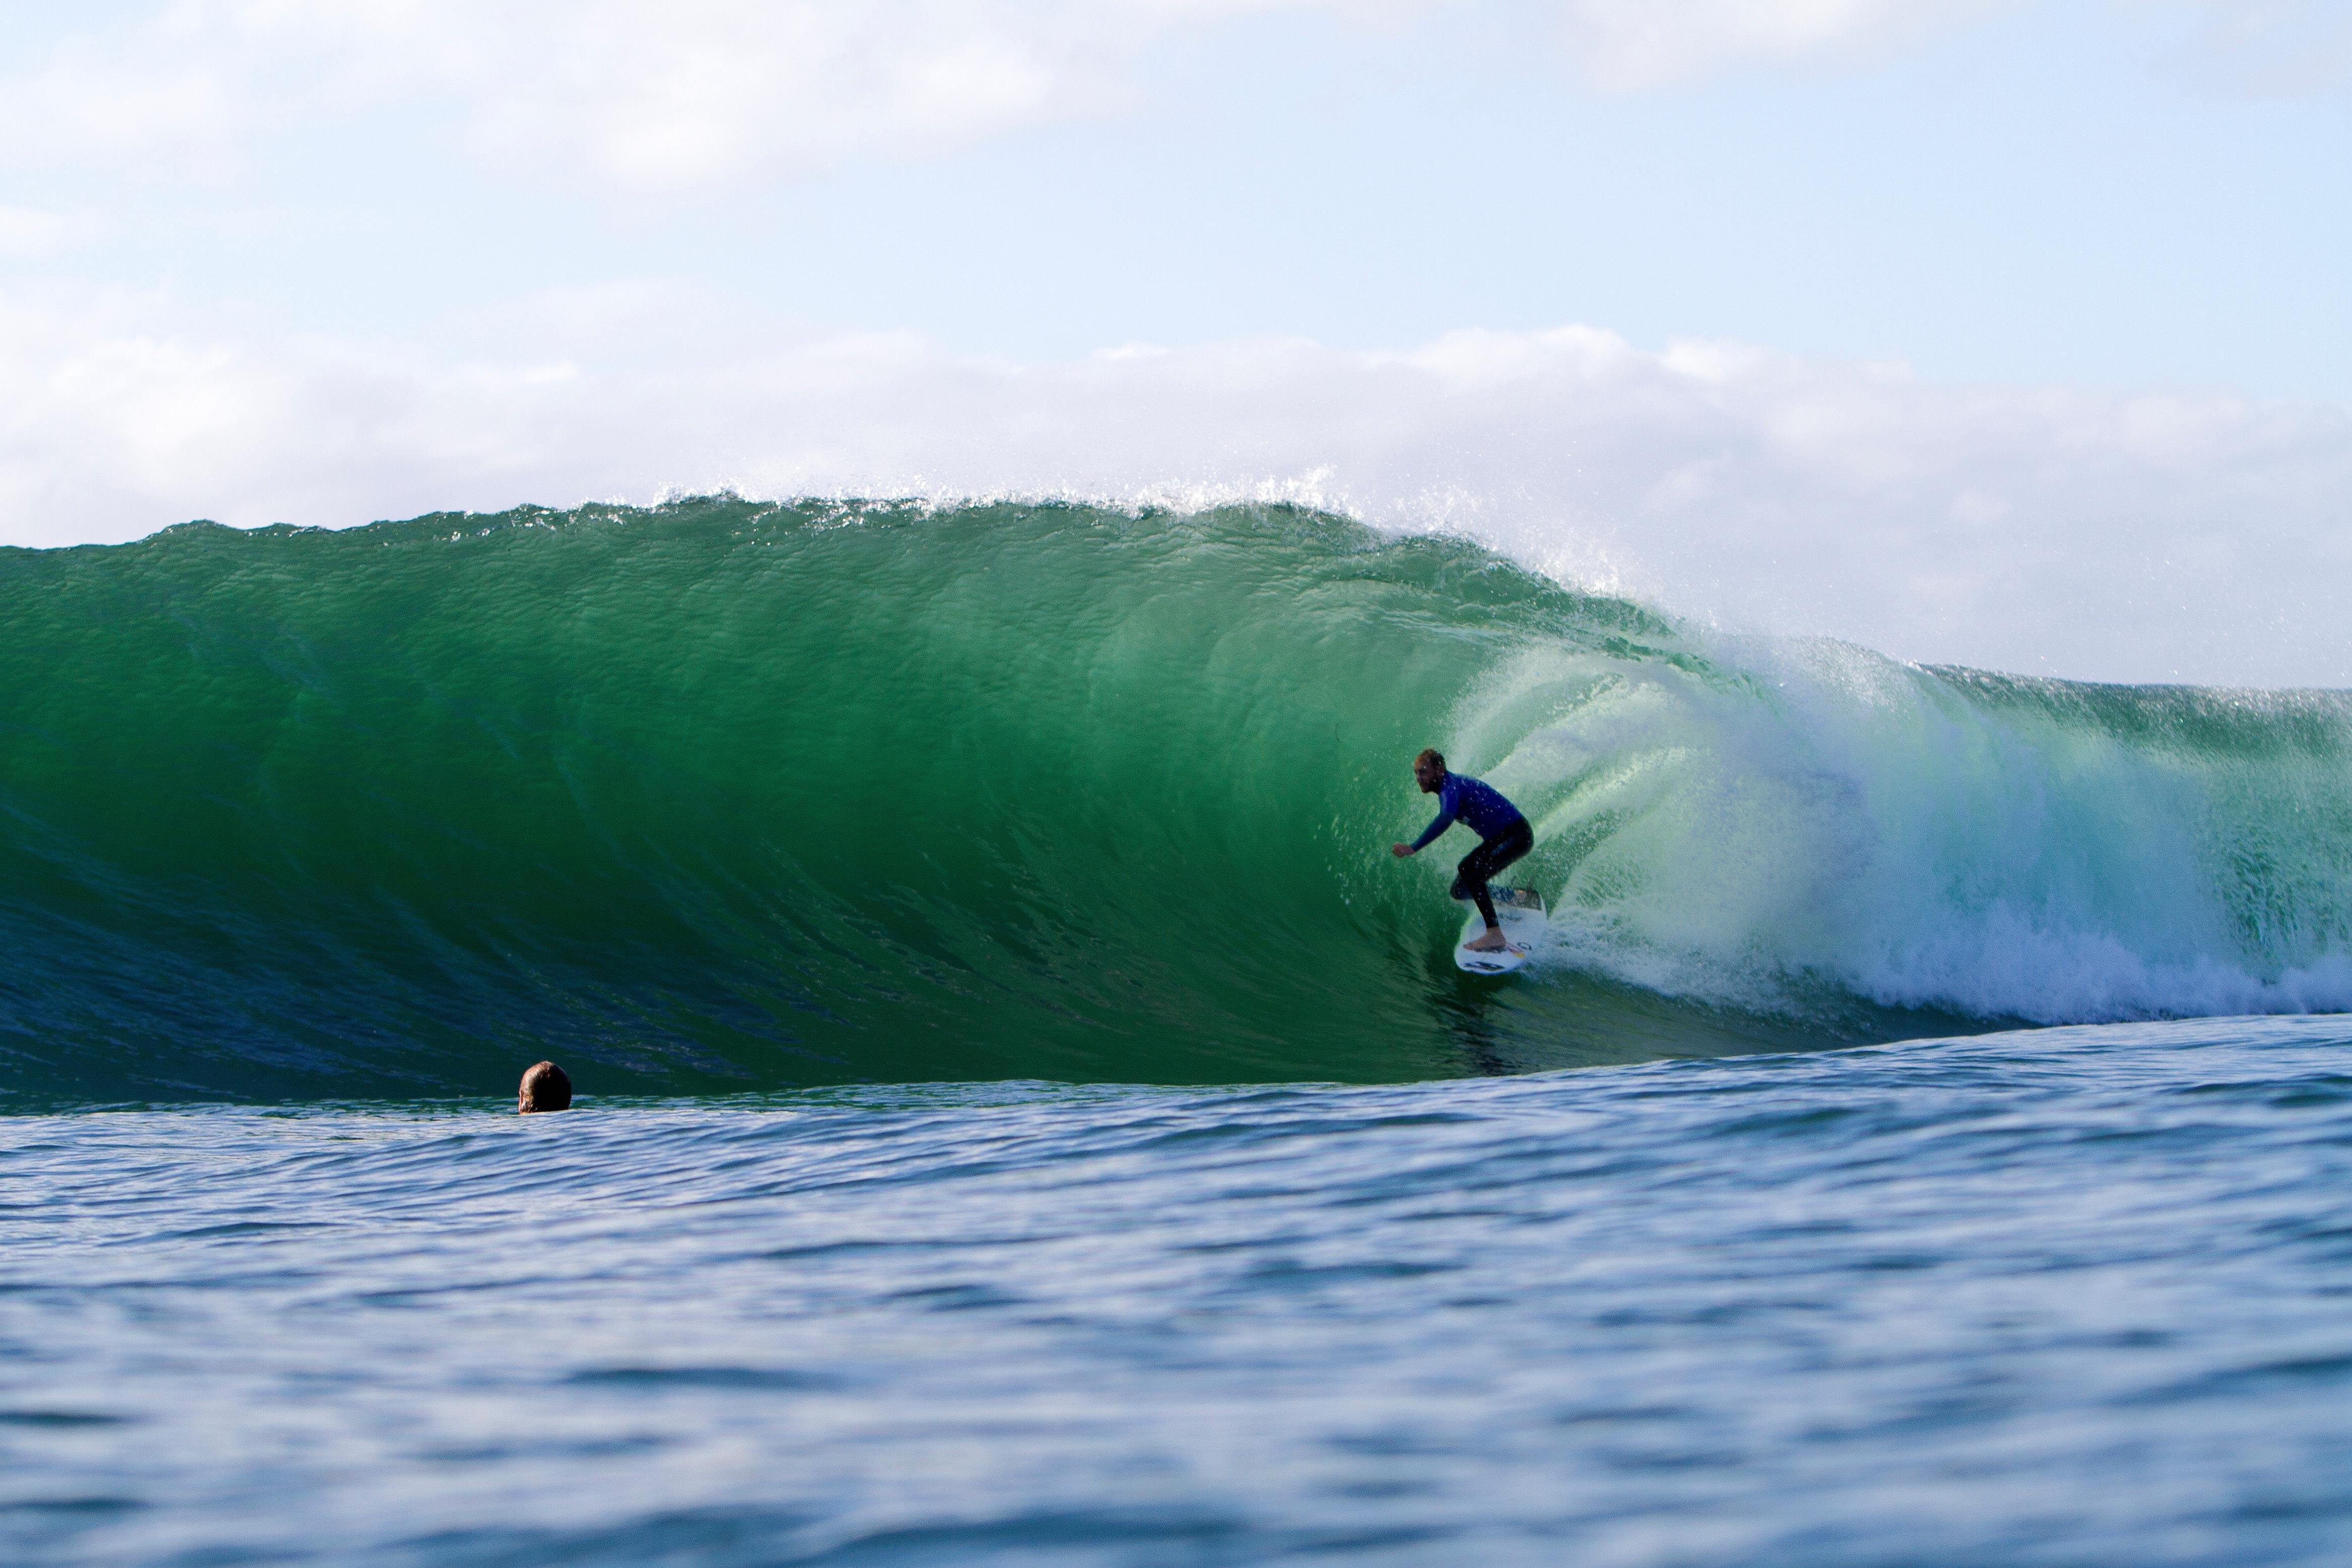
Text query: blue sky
1 1 2346 683
735 1 2351 393
6 1 2345 389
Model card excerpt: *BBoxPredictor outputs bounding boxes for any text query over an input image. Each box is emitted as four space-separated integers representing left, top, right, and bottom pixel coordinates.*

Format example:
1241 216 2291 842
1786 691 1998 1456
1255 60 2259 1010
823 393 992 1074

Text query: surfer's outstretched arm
1392 803 1455 858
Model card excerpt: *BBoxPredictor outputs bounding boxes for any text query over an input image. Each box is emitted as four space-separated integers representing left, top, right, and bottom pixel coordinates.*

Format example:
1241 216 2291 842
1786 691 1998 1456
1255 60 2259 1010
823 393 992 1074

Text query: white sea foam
1462 632 2352 1025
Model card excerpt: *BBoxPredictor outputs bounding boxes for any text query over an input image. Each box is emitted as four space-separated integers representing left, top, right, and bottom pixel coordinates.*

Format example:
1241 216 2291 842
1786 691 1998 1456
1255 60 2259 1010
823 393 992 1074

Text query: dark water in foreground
9 1015 2351 1566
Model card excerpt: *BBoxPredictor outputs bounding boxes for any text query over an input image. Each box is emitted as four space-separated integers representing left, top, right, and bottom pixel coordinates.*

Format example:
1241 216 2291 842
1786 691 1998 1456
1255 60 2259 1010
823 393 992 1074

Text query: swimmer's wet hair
518 1060 572 1113
1415 748 1445 772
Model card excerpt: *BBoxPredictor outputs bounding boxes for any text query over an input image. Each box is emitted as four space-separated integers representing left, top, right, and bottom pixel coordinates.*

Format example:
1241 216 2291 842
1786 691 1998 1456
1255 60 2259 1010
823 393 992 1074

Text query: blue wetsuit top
1410 772 1526 852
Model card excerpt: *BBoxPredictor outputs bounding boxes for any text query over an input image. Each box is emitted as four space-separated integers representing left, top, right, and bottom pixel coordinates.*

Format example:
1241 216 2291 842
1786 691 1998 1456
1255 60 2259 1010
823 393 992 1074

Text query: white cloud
0 206 96 258
18 2 2338 190
0 1 2047 186
0 1 1365 186
1546 0 2352 94
1543 0 2015 91
2145 0 2352 92
311 0 1236 185
4 283 2345 689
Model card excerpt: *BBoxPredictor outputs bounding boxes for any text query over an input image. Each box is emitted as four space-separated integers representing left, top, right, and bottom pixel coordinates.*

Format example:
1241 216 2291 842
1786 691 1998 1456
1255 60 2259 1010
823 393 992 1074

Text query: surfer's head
517 1060 573 1114
1414 748 1446 792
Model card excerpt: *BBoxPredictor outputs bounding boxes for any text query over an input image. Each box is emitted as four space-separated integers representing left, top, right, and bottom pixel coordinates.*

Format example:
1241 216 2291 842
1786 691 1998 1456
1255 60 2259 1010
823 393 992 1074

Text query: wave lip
0 497 2345 1104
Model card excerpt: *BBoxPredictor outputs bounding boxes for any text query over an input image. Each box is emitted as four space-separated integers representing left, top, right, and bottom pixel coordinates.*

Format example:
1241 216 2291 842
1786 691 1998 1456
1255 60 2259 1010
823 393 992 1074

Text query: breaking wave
1 497 2344 1103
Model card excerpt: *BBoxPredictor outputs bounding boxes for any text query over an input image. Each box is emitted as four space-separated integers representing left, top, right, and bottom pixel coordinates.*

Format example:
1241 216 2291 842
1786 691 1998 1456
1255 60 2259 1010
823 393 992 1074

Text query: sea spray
1463 637 2352 1022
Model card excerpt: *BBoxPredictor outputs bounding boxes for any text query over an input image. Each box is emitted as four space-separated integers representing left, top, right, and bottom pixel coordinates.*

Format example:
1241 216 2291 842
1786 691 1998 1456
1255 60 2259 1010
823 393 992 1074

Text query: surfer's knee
517 1060 572 1114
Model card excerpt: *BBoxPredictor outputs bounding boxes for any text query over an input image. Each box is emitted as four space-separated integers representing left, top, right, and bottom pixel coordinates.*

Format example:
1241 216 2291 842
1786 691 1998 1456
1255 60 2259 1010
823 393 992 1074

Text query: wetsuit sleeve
1409 803 1457 853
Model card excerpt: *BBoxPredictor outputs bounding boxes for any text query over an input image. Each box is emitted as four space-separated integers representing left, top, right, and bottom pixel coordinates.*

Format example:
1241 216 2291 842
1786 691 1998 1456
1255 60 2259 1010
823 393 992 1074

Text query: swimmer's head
517 1060 572 1114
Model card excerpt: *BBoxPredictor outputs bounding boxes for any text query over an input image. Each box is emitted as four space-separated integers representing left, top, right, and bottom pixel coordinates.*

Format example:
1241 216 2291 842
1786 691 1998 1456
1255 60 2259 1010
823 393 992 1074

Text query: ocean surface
10 1020 2352 1565
4 499 2350 1563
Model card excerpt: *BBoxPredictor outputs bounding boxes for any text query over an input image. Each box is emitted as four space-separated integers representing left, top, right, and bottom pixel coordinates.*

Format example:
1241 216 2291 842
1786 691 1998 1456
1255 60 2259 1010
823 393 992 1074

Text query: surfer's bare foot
1466 928 1507 952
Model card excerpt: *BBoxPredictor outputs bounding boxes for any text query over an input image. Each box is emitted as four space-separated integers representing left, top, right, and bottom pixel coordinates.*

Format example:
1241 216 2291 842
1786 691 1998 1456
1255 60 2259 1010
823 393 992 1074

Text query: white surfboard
1454 886 1545 975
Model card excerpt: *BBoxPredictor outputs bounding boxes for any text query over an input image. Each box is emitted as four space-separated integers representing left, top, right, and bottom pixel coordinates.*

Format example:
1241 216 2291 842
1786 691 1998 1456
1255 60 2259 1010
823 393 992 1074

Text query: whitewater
4 496 2349 1565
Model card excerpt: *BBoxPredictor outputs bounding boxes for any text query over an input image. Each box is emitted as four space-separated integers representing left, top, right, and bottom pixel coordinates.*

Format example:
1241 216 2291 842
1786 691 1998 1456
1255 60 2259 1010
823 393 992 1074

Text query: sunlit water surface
7 1016 2352 1566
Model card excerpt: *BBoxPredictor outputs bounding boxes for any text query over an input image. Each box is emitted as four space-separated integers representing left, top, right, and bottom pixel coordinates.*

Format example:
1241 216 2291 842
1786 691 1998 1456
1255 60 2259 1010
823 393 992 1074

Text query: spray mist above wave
0 495 2343 1103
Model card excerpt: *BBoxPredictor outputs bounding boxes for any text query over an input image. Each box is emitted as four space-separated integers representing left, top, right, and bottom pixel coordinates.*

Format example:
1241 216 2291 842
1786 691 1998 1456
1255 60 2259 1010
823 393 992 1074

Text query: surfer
1391 748 1533 953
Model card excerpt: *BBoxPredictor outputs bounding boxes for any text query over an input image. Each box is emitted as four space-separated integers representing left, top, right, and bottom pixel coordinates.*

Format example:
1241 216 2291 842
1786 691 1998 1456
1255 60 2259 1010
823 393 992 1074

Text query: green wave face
2 498 2346 1104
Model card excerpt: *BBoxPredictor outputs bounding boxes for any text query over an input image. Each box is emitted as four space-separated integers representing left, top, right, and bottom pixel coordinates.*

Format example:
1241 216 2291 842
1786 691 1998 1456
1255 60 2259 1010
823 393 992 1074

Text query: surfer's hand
1391 843 1412 857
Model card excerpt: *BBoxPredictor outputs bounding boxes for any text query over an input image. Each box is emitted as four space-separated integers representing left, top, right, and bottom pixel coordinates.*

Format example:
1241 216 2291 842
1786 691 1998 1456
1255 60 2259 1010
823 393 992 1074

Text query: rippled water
8 1015 2352 1566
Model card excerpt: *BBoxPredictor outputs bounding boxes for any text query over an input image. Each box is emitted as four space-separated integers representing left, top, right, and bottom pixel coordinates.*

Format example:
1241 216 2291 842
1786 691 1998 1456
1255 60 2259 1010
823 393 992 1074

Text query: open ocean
5 499 2349 1564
